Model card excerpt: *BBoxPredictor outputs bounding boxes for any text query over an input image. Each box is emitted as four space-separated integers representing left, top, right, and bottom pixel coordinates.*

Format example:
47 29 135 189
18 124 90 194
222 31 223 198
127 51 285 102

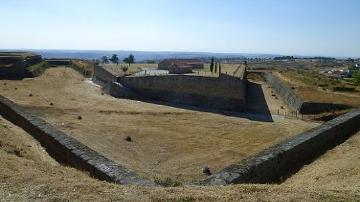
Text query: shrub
353 71 360 86
26 61 48 77
331 86 356 92
121 65 129 74
154 178 182 187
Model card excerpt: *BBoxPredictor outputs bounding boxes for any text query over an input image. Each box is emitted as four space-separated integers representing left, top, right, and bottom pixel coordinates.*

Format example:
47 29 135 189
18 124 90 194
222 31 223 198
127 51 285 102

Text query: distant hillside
1 49 281 62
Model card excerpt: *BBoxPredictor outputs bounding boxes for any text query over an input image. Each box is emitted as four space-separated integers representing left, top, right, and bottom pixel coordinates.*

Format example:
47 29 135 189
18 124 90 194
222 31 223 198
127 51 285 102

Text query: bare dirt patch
0 67 317 183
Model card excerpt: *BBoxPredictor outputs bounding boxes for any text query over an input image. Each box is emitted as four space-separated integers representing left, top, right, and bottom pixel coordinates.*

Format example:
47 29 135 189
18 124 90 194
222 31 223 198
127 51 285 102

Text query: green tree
210 57 214 73
123 54 135 66
109 54 119 65
146 60 156 64
218 63 222 74
353 70 360 86
101 56 109 64
214 62 218 73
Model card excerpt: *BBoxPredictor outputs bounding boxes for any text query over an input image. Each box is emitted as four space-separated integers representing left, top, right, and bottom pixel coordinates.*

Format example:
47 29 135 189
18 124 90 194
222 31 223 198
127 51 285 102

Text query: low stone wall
117 74 247 111
0 95 154 186
203 108 360 185
93 64 247 111
109 82 140 99
45 59 72 67
0 61 26 79
93 65 118 91
25 55 43 66
262 72 349 114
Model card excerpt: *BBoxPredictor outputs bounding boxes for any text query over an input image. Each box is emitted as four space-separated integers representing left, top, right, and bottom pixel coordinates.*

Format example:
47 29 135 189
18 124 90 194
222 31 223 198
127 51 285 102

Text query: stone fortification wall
0 95 154 186
263 72 349 114
0 53 43 78
204 108 360 185
262 72 303 112
117 73 247 111
92 64 118 92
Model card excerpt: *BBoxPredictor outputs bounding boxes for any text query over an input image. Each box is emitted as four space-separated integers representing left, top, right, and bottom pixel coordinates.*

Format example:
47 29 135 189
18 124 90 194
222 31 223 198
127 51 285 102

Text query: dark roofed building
168 64 193 74
158 58 204 70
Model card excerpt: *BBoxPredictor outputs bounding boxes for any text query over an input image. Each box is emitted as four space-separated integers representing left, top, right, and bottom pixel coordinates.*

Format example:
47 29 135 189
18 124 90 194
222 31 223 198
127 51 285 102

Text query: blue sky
1 0 359 57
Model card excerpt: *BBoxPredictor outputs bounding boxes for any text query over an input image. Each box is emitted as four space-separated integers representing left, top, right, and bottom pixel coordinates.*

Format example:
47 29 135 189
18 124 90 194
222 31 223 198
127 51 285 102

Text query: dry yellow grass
275 71 360 108
285 131 360 192
102 63 158 76
193 63 246 78
0 116 359 201
0 67 317 183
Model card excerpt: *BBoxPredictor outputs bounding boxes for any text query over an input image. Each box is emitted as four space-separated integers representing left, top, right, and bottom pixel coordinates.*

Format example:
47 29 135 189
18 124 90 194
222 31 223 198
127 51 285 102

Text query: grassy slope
275 69 360 107
0 116 359 201
71 60 93 77
0 67 358 201
26 61 48 77
285 131 360 192
0 68 317 183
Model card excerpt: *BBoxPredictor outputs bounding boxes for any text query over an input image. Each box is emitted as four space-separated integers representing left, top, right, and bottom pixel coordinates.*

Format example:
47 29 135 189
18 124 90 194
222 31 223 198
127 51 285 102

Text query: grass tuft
155 178 182 187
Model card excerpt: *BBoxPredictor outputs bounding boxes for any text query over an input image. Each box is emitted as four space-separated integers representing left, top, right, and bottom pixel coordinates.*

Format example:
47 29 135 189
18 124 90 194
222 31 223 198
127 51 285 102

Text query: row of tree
102 54 135 66
209 57 222 73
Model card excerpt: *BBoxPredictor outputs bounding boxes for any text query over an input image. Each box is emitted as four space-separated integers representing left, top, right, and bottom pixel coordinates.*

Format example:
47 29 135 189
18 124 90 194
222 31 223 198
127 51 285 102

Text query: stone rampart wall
0 95 154 186
204 108 360 185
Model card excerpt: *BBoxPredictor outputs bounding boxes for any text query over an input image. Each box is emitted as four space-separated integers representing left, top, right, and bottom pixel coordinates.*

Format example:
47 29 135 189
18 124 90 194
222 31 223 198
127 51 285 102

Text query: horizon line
1 48 358 59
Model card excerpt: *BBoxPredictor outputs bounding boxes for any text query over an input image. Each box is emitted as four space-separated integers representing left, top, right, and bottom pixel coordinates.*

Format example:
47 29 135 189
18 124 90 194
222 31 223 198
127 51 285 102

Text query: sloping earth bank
1 116 359 201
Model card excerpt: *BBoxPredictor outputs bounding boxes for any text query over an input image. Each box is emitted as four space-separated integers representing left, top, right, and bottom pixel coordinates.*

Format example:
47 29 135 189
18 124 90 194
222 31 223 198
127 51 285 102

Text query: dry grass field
0 67 317 184
72 59 94 76
275 70 360 108
193 63 246 78
0 115 359 201
285 131 360 193
102 63 158 76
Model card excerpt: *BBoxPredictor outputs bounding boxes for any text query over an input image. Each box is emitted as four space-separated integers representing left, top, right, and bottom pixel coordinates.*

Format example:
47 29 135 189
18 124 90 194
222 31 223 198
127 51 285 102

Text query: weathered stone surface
92 65 247 112
203 109 360 185
92 65 118 92
115 73 247 112
262 72 303 112
109 82 140 100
